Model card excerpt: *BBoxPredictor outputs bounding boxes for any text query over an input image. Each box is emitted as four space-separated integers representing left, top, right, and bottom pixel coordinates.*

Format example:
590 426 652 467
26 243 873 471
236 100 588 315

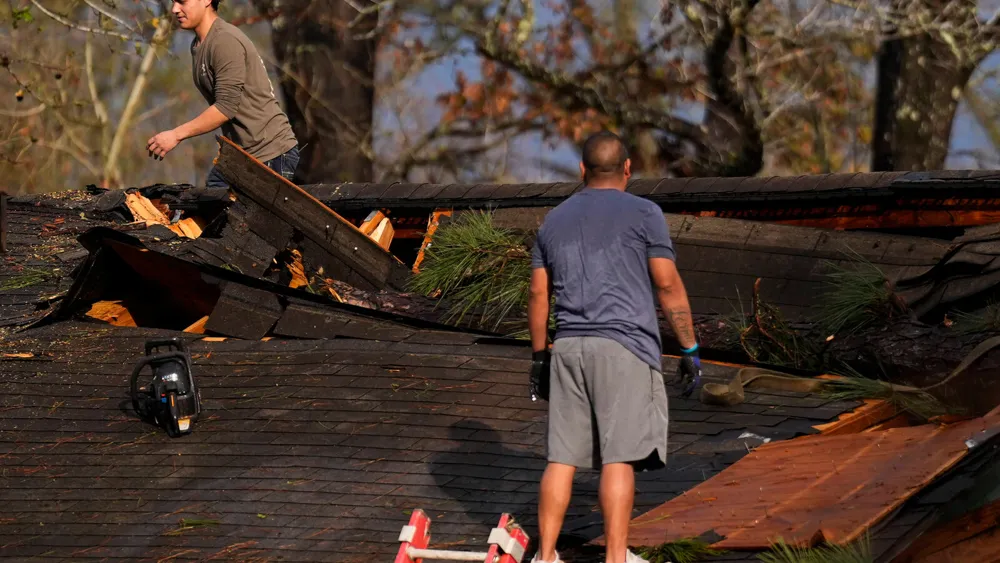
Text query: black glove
529 350 551 402
676 344 702 399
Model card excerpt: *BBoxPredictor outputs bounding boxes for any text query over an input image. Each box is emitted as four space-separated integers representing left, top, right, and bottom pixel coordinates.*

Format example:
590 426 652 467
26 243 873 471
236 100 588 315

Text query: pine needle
821 365 951 420
950 301 1000 335
0 267 59 291
164 518 220 536
409 210 532 331
639 538 727 563
758 535 873 563
816 252 896 338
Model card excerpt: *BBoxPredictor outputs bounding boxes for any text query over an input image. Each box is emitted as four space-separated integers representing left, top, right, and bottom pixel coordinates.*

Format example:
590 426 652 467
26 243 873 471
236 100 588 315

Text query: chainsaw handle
130 351 190 409
144 338 188 357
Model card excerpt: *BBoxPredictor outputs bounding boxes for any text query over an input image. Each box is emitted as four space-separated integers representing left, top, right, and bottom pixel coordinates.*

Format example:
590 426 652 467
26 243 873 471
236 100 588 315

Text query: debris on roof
3 138 1000 560
608 409 1000 551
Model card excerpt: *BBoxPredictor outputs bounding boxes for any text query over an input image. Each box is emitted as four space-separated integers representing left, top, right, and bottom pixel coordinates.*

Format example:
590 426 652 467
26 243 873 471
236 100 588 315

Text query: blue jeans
206 145 300 188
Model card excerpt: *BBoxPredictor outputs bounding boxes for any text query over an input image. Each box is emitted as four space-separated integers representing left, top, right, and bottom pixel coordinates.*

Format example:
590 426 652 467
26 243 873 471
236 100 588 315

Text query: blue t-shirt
530 187 676 371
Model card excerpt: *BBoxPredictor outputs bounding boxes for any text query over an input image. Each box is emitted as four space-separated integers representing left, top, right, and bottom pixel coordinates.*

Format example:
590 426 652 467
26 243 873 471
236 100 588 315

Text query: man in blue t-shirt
527 131 701 563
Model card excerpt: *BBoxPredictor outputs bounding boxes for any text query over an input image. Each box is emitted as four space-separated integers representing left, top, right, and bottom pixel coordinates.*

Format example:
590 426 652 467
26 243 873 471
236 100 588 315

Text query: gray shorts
547 336 669 471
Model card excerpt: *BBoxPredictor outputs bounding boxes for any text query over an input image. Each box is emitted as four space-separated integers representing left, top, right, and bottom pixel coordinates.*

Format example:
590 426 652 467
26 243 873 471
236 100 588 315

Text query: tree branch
0 104 47 118
29 0 136 40
82 0 140 35
103 16 174 186
85 33 111 157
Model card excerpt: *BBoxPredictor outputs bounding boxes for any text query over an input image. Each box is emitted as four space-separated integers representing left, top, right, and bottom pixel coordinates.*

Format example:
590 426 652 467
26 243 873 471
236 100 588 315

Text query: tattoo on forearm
667 307 696 344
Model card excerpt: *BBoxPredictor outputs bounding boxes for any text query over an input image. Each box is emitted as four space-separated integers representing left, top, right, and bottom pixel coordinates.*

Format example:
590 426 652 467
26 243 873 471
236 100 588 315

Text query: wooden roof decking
615 413 1000 550
0 322 861 561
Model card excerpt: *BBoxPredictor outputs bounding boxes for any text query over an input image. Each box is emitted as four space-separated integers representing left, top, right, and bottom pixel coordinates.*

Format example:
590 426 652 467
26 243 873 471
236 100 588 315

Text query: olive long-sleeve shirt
191 19 297 162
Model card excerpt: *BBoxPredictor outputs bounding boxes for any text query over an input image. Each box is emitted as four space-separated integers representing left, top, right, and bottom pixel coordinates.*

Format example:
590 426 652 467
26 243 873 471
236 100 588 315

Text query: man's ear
623 158 632 179
579 161 586 180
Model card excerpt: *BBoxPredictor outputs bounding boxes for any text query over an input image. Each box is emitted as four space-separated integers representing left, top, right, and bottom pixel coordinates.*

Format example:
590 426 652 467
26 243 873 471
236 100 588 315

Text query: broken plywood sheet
607 413 1000 550
213 136 411 291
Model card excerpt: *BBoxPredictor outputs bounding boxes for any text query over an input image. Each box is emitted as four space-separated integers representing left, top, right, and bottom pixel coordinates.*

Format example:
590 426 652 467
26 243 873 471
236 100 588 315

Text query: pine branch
409 210 532 331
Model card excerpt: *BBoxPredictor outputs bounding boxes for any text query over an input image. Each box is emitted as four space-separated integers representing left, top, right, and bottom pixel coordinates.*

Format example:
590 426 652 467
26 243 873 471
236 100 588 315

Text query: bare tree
1 0 181 192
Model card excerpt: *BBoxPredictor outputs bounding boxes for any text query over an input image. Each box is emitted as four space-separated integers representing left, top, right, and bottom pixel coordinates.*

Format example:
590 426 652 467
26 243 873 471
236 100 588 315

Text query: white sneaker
530 551 564 563
622 550 653 563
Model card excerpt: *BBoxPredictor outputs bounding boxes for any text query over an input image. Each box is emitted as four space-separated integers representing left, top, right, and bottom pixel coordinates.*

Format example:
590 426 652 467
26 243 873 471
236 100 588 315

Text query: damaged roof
4 139 1000 561
0 318 864 560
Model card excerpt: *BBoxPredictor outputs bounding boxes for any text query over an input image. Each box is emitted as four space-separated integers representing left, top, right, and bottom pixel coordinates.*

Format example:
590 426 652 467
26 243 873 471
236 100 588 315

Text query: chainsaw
130 338 202 437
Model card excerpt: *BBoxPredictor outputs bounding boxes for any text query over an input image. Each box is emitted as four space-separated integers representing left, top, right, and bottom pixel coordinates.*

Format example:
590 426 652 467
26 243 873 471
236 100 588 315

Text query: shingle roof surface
0 322 860 561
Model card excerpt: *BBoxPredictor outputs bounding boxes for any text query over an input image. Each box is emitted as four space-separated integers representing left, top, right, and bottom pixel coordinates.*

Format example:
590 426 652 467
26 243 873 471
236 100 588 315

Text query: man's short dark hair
581 130 629 184
211 0 220 10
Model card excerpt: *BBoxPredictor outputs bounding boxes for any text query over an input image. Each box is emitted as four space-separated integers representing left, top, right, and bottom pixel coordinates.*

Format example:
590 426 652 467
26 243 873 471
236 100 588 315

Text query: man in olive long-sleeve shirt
147 0 299 186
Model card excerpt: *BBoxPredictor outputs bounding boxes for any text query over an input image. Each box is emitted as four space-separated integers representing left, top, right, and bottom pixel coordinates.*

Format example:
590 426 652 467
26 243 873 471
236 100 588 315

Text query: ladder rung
407 547 492 561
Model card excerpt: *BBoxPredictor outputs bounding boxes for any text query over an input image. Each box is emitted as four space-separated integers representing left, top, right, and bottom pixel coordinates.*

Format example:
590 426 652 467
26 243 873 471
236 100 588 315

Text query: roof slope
0 321 859 561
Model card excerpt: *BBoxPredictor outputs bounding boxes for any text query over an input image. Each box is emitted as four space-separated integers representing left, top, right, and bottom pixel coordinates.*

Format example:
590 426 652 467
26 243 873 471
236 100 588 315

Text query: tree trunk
255 0 376 183
871 1 979 171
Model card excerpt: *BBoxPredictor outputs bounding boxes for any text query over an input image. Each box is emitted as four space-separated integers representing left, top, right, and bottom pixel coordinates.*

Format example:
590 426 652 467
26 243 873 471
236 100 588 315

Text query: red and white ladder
394 509 529 563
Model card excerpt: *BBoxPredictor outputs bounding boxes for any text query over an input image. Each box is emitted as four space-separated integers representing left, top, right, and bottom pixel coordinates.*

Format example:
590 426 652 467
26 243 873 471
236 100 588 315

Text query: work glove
529 350 551 402
676 344 702 399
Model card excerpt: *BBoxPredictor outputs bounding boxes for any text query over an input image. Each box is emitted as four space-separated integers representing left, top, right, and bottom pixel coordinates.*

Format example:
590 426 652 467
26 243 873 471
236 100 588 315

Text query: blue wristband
681 343 699 354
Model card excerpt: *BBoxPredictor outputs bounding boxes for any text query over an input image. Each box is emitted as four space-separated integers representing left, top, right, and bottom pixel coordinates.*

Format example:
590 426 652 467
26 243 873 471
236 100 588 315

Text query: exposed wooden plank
369 218 394 251
413 209 452 273
610 413 1000 550
359 210 387 236
214 136 410 291
85 301 136 327
183 315 210 334
812 400 898 435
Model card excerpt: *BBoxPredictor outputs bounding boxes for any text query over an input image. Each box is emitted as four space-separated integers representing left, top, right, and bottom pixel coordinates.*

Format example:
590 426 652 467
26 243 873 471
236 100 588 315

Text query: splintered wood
124 192 203 239
602 412 1000 550
183 316 210 334
360 210 394 251
412 209 453 273
85 301 137 327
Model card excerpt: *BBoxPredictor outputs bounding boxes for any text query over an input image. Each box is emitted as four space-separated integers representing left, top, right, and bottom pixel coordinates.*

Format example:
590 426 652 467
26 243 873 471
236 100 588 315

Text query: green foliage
950 302 1000 335
639 538 727 563
821 364 951 420
816 253 897 338
758 536 873 563
409 210 532 331
11 6 33 27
